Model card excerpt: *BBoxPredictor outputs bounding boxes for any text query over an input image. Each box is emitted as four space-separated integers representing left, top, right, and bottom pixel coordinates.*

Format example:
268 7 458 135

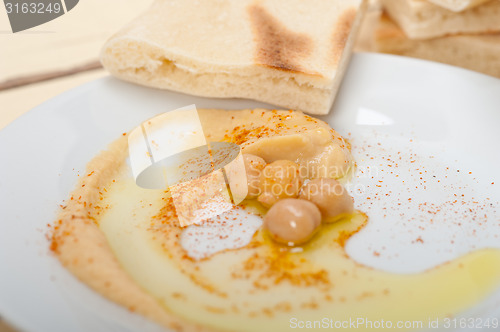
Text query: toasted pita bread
380 0 500 39
100 0 367 115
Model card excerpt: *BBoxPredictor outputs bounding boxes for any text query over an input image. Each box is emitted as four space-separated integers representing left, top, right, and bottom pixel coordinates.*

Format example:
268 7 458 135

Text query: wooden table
0 0 152 128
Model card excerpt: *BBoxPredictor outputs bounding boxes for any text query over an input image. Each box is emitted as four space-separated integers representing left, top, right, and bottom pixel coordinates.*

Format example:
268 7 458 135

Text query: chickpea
242 154 266 199
264 198 321 245
299 178 354 221
258 160 303 208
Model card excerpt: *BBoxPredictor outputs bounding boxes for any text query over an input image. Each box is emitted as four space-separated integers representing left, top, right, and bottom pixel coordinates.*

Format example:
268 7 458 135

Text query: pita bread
373 13 500 78
100 0 368 115
380 0 500 39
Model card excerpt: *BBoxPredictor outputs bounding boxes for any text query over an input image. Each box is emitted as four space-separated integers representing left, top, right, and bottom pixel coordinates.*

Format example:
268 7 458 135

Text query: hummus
50 109 500 332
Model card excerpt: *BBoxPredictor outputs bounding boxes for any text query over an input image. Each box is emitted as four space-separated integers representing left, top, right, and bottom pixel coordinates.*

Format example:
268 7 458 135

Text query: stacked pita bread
101 0 368 115
372 13 500 78
367 0 500 78
380 0 500 39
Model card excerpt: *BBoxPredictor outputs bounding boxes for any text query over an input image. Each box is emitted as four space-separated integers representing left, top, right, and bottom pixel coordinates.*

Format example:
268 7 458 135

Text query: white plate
0 53 499 332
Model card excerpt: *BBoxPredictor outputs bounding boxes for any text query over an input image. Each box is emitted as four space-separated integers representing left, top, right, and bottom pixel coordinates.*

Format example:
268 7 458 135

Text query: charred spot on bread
331 7 357 66
248 4 313 73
